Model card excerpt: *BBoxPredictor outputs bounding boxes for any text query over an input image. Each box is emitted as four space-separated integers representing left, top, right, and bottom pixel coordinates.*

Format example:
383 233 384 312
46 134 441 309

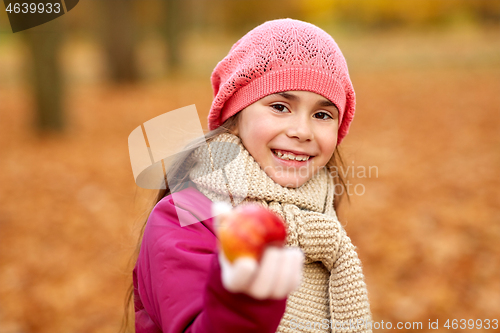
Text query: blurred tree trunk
24 23 65 133
164 0 185 73
101 0 139 83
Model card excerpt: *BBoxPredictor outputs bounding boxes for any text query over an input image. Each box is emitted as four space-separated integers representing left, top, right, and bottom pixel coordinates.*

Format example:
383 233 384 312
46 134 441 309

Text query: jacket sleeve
134 194 287 333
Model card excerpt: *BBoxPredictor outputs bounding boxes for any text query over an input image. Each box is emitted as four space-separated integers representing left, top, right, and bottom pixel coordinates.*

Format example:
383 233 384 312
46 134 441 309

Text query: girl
129 18 372 333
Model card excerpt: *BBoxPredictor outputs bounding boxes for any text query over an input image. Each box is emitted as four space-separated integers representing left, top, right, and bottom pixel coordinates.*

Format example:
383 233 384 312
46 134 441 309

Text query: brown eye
271 104 289 113
314 112 332 120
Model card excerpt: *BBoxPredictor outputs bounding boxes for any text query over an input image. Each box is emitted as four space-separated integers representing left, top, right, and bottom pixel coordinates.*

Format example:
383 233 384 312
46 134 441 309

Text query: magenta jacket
133 185 287 332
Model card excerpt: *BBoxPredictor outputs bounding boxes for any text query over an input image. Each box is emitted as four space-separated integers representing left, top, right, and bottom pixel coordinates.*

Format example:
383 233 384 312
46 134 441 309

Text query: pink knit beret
207 18 356 145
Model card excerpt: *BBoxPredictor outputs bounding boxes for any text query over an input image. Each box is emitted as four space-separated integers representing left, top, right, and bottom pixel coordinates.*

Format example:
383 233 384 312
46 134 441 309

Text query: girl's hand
218 246 304 300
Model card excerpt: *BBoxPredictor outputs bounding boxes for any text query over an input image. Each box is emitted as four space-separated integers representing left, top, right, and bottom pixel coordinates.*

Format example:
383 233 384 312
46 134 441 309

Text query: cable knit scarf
187 132 372 333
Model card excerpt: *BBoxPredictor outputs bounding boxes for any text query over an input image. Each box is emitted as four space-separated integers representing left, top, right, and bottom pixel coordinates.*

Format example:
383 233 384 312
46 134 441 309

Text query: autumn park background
0 0 499 332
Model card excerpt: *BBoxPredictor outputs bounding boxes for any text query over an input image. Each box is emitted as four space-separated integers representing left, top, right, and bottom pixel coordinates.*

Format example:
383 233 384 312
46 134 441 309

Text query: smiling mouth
271 149 312 161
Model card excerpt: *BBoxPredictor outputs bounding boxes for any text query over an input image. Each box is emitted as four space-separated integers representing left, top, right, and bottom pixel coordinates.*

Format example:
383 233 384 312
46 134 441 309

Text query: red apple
217 203 287 263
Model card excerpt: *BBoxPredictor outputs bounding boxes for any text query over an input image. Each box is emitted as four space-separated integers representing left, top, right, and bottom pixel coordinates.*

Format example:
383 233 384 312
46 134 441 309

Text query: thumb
219 252 258 293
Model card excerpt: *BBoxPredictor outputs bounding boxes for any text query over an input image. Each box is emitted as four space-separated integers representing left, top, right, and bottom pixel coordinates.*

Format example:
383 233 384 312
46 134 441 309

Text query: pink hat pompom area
207 18 356 145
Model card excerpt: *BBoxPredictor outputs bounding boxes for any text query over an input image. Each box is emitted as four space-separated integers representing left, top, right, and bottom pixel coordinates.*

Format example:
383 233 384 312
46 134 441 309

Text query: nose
285 116 314 141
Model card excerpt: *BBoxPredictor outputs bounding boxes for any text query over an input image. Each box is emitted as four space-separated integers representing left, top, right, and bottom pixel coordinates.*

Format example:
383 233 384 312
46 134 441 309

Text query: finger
248 247 281 300
220 252 235 291
229 257 258 291
289 248 304 292
269 249 294 299
220 252 258 293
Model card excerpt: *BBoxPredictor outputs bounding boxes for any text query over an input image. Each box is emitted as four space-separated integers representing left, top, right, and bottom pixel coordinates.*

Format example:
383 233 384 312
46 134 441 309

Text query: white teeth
273 150 310 161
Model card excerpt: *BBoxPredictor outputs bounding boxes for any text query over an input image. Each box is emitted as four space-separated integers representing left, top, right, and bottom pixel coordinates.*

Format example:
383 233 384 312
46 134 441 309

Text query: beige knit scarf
187 132 372 333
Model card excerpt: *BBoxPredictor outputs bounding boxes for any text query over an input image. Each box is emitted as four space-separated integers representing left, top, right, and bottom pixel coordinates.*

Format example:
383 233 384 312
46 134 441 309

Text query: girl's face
232 91 339 188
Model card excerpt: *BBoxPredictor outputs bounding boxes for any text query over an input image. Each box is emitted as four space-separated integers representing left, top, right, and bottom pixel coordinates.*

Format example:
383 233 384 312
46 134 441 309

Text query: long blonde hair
120 111 350 332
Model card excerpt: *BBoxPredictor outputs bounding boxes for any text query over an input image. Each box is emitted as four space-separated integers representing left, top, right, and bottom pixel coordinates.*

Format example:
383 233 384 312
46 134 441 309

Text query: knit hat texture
207 18 356 145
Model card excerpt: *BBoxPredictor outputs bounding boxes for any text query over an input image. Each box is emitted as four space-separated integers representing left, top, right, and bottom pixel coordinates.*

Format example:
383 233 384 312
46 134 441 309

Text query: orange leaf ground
0 26 499 332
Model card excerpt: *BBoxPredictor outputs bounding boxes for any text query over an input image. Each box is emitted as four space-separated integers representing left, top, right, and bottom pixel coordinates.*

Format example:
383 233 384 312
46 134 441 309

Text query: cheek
238 117 275 158
318 133 338 163
240 117 275 143
326 140 337 155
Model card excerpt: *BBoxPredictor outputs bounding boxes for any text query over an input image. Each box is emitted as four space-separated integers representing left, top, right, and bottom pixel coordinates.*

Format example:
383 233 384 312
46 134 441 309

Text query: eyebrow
274 92 339 110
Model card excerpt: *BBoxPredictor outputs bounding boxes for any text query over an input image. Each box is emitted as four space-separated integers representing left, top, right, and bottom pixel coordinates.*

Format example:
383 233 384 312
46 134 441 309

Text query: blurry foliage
0 0 497 132
0 0 498 35
325 0 500 30
2 0 494 80
18 0 496 38
178 0 500 34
